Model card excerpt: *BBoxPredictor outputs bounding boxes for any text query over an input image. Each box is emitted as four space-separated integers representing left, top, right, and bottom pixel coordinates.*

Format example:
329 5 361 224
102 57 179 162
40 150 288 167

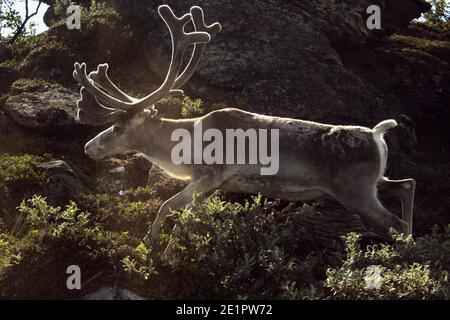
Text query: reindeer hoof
392 216 409 235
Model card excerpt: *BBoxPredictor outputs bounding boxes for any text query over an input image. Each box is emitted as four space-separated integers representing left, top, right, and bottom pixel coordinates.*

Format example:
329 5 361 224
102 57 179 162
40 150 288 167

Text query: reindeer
73 5 416 253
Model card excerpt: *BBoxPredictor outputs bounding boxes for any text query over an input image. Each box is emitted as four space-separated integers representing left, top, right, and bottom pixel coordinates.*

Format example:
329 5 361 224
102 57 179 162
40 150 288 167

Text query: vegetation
0 0 42 46
326 231 449 299
0 190 448 299
9 78 59 94
0 0 448 300
424 0 450 30
0 154 46 228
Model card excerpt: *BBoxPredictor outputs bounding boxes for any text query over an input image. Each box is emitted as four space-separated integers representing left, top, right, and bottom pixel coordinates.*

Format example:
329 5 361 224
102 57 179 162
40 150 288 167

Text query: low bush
326 230 449 299
0 191 449 299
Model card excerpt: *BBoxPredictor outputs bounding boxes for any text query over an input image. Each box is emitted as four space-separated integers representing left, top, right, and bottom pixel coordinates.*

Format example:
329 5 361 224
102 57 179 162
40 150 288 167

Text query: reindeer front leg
143 175 223 247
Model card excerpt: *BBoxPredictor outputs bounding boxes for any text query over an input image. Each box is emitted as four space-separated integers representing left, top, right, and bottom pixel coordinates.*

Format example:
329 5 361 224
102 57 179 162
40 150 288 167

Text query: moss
155 95 226 119
9 78 59 95
0 131 96 188
391 34 450 50
0 154 45 183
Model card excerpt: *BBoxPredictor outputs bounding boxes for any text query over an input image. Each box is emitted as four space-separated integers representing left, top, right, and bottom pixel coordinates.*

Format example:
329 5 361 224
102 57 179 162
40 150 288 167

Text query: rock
94 0 431 125
38 160 92 205
35 0 432 125
108 165 127 189
0 42 12 63
3 87 79 129
32 0 443 136
108 154 153 190
386 115 418 155
0 110 19 135
298 204 389 250
147 165 186 200
82 286 145 300
0 66 18 93
124 154 152 188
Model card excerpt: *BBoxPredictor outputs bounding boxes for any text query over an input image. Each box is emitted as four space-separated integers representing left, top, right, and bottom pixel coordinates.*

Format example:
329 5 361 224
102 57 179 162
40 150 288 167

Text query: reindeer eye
113 125 124 134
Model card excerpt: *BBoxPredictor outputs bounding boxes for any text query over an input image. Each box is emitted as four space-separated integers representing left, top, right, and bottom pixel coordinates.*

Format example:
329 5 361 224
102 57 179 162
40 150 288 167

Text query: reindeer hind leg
378 177 416 235
333 188 408 235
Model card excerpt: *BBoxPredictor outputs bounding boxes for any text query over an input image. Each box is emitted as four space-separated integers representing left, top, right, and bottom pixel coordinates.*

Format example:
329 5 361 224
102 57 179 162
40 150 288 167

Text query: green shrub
0 154 44 183
77 187 161 237
0 195 135 299
132 195 330 299
326 230 449 299
181 97 204 118
0 131 96 190
0 190 449 300
0 154 47 228
424 0 450 30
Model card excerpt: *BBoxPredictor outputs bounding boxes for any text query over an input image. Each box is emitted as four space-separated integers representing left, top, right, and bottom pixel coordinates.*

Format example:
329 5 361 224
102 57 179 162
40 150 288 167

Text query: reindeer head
73 5 221 159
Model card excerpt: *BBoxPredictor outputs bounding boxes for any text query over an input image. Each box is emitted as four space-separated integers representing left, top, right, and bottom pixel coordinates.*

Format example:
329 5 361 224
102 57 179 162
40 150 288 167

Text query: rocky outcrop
3 87 79 129
85 0 431 126
0 66 18 93
38 160 92 205
0 110 18 135
297 204 389 250
36 0 433 125
106 154 153 190
0 42 12 63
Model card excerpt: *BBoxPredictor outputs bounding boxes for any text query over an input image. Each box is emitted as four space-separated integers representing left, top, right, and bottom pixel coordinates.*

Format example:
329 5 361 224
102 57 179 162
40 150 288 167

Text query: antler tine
125 5 211 111
88 63 135 103
76 86 124 125
174 6 222 89
74 62 137 111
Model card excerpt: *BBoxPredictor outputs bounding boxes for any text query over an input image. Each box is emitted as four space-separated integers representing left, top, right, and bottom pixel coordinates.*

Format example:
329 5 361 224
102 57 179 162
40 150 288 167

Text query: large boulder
90 0 431 125
34 0 445 149
0 110 18 135
106 154 153 190
3 87 79 129
38 160 92 205
36 0 431 124
33 1 439 129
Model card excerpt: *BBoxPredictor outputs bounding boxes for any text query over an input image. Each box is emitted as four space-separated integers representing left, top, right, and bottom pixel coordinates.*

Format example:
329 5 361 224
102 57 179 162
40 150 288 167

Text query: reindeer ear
143 107 159 119
150 108 159 118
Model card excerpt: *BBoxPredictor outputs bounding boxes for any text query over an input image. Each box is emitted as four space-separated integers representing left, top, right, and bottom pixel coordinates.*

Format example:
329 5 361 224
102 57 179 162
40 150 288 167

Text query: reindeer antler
74 5 221 125
174 6 222 89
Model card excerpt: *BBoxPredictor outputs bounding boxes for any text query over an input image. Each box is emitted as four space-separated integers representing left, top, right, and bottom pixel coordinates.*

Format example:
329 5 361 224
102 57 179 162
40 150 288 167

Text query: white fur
372 119 398 180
